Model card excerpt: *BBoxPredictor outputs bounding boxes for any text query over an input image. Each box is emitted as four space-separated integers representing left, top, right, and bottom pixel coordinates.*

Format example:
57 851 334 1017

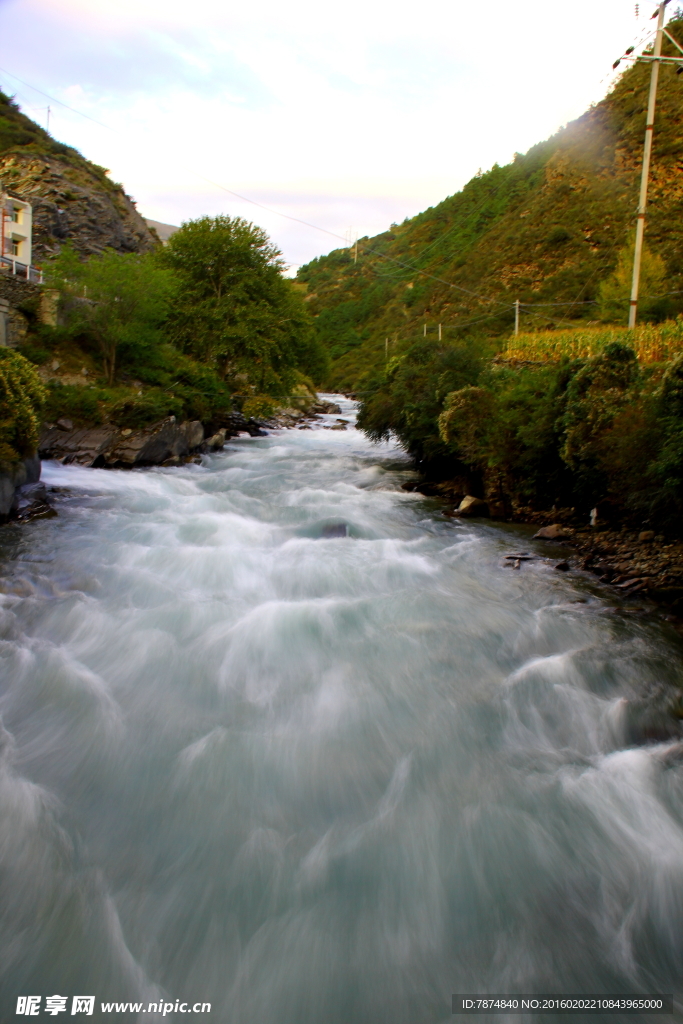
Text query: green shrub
0 349 46 466
17 342 51 366
108 391 184 428
43 382 104 426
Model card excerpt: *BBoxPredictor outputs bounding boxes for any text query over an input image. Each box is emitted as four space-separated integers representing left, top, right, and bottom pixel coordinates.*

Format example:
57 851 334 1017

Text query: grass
502 319 683 364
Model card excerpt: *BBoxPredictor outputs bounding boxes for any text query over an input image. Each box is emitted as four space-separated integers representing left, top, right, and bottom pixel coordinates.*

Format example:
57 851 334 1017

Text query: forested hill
0 91 157 261
298 14 683 392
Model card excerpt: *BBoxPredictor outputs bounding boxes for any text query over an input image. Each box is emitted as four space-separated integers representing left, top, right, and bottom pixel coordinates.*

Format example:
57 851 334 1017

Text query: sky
0 0 672 272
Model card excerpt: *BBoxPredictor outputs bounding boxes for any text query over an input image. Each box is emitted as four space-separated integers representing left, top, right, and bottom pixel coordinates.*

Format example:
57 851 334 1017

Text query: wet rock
104 418 201 466
312 400 342 414
533 523 572 540
0 455 41 517
639 530 656 543
56 418 73 431
39 418 208 468
204 429 227 450
455 495 490 518
555 561 570 571
14 482 55 522
615 577 643 589
320 523 348 538
40 424 118 466
181 420 204 450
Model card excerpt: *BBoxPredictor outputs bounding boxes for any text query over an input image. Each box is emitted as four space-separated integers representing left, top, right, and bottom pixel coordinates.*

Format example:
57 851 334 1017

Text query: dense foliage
358 332 683 532
0 349 46 467
27 217 327 430
47 245 176 384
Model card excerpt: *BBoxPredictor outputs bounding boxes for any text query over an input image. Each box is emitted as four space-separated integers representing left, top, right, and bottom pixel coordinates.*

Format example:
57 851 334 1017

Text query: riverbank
438 490 683 622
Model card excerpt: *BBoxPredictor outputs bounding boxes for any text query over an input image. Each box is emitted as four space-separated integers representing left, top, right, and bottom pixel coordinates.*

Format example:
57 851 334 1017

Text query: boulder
39 418 208 468
14 481 55 521
180 420 204 450
205 429 227 450
533 523 572 540
101 418 196 466
0 454 41 517
456 495 490 518
39 425 119 466
638 530 655 543
312 400 342 415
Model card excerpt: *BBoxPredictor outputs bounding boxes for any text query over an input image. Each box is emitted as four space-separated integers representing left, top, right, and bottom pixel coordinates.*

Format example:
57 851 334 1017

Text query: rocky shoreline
526 518 683 620
0 398 344 524
401 478 683 623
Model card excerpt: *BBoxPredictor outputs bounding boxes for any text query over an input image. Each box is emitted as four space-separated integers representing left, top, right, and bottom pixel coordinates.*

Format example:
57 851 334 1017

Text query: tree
48 246 176 384
598 238 668 324
158 216 327 396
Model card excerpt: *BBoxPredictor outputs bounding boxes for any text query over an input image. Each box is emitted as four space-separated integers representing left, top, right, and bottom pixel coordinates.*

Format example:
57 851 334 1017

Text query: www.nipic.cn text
16 997 211 1016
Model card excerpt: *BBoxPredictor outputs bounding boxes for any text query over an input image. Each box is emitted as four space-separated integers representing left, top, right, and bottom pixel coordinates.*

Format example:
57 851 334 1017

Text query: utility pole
47 106 51 133
385 337 388 360
514 299 520 336
438 323 442 341
354 238 358 264
423 323 427 337
629 1 667 328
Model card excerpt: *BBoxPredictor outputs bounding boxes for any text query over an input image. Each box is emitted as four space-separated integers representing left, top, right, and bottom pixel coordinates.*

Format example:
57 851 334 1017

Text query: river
1 398 683 1023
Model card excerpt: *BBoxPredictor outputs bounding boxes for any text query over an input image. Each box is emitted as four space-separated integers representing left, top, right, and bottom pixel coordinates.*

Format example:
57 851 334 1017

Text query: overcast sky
0 0 670 271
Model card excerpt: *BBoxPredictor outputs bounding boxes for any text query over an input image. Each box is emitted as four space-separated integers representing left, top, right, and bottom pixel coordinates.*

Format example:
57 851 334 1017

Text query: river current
2 398 683 1023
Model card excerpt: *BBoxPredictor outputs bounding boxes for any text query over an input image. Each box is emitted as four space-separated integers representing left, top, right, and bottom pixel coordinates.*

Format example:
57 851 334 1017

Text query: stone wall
0 272 57 346
0 271 39 347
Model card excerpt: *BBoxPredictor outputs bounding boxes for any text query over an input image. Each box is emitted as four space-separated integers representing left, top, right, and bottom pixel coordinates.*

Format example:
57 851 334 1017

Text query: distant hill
0 91 157 263
298 15 683 391
144 218 179 244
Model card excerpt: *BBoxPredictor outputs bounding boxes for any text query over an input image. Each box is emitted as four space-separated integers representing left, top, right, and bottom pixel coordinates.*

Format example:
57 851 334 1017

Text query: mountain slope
298 16 683 391
0 91 157 262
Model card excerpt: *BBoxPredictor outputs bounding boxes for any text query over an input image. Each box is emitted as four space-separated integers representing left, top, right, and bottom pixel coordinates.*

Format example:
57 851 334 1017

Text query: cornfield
502 318 683 364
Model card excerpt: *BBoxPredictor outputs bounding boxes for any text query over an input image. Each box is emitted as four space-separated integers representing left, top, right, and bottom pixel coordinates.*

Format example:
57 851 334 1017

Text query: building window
9 240 19 256
10 208 20 223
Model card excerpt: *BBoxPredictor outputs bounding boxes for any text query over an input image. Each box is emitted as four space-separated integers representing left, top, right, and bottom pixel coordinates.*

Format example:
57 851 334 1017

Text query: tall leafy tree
158 215 326 395
48 245 176 384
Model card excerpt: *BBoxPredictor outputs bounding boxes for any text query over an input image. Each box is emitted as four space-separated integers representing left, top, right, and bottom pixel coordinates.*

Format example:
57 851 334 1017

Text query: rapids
1 398 683 1023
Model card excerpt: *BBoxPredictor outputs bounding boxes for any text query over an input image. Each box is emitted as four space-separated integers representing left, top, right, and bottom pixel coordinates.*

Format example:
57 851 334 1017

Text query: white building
1 193 38 279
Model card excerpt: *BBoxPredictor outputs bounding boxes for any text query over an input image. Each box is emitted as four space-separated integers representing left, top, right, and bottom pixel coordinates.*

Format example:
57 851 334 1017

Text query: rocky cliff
0 91 158 261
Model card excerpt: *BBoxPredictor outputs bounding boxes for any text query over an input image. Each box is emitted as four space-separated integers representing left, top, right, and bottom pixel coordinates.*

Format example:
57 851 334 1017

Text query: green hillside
298 14 683 392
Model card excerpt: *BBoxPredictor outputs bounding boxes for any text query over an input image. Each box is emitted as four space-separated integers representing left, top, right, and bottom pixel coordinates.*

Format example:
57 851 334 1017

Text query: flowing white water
1 398 683 1023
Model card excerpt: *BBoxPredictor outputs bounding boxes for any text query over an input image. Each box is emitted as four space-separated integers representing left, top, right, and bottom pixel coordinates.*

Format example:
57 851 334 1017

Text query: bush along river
1 397 683 1023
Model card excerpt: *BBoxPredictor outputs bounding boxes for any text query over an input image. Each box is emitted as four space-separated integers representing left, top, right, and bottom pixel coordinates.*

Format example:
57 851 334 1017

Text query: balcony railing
0 253 43 284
